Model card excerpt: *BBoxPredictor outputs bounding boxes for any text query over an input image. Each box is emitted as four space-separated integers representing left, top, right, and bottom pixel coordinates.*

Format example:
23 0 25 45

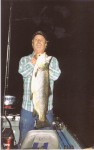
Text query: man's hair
32 31 48 41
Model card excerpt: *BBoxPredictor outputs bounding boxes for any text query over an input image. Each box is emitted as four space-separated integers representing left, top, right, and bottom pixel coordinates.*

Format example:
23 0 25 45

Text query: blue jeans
18 108 54 146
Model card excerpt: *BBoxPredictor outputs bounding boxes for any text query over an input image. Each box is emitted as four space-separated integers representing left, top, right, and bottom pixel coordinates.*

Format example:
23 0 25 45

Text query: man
18 31 61 145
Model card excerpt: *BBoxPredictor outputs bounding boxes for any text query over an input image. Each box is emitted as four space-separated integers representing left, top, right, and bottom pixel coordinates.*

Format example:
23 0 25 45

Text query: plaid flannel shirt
18 52 61 112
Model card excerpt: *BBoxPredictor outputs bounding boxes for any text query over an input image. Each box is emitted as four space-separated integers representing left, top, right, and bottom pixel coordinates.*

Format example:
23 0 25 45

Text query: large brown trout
31 52 52 129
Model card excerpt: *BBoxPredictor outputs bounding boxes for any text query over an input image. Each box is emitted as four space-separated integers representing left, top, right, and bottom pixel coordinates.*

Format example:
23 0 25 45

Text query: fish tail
35 119 50 129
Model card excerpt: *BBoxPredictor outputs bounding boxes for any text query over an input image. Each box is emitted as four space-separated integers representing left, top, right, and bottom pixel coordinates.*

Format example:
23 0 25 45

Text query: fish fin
35 71 37 77
35 119 50 129
35 68 38 77
32 108 37 117
30 93 33 100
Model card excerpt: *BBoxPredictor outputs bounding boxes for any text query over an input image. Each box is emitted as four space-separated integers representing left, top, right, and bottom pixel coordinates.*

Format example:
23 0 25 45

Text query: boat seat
21 130 60 149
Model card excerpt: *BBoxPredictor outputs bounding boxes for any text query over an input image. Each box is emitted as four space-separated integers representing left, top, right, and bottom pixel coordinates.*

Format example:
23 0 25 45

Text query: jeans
18 108 54 146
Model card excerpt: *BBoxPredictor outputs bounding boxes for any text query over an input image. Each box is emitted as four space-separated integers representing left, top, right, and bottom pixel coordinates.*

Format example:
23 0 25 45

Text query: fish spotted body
31 52 52 129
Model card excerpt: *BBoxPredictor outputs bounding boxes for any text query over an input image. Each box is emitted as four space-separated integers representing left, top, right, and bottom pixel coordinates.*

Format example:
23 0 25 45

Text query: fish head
36 52 51 65
36 53 52 70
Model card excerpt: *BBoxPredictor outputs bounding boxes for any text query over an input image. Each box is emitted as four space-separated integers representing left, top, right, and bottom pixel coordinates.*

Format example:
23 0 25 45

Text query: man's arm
49 57 61 81
18 56 34 78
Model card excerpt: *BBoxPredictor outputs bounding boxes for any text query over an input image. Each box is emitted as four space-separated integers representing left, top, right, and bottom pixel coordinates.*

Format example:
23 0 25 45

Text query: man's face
32 34 47 55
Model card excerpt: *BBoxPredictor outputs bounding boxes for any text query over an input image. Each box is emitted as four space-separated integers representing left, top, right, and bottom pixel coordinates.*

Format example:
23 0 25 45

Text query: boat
2 112 81 149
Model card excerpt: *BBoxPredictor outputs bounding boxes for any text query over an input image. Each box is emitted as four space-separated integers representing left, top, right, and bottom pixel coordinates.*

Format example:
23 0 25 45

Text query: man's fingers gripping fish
31 52 52 129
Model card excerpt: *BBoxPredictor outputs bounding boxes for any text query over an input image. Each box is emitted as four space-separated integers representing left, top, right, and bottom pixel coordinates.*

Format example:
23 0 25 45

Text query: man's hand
31 57 37 65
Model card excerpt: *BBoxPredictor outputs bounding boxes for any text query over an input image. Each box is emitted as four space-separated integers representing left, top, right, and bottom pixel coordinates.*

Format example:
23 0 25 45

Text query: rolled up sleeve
49 57 61 81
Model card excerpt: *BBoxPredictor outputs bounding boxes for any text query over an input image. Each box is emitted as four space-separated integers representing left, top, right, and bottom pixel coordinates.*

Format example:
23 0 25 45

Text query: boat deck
2 115 81 149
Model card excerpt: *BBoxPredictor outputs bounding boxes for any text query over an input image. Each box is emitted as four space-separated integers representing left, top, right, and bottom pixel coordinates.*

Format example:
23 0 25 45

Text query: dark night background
1 0 94 148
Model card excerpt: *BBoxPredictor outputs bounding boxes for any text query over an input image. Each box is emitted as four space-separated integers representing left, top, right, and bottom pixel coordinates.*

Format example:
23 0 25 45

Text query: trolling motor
2 95 17 149
2 112 15 149
4 95 16 110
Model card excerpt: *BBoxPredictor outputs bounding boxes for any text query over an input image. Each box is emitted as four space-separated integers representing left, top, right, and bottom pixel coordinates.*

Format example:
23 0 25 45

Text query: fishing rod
4 1 13 98
2 1 17 148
